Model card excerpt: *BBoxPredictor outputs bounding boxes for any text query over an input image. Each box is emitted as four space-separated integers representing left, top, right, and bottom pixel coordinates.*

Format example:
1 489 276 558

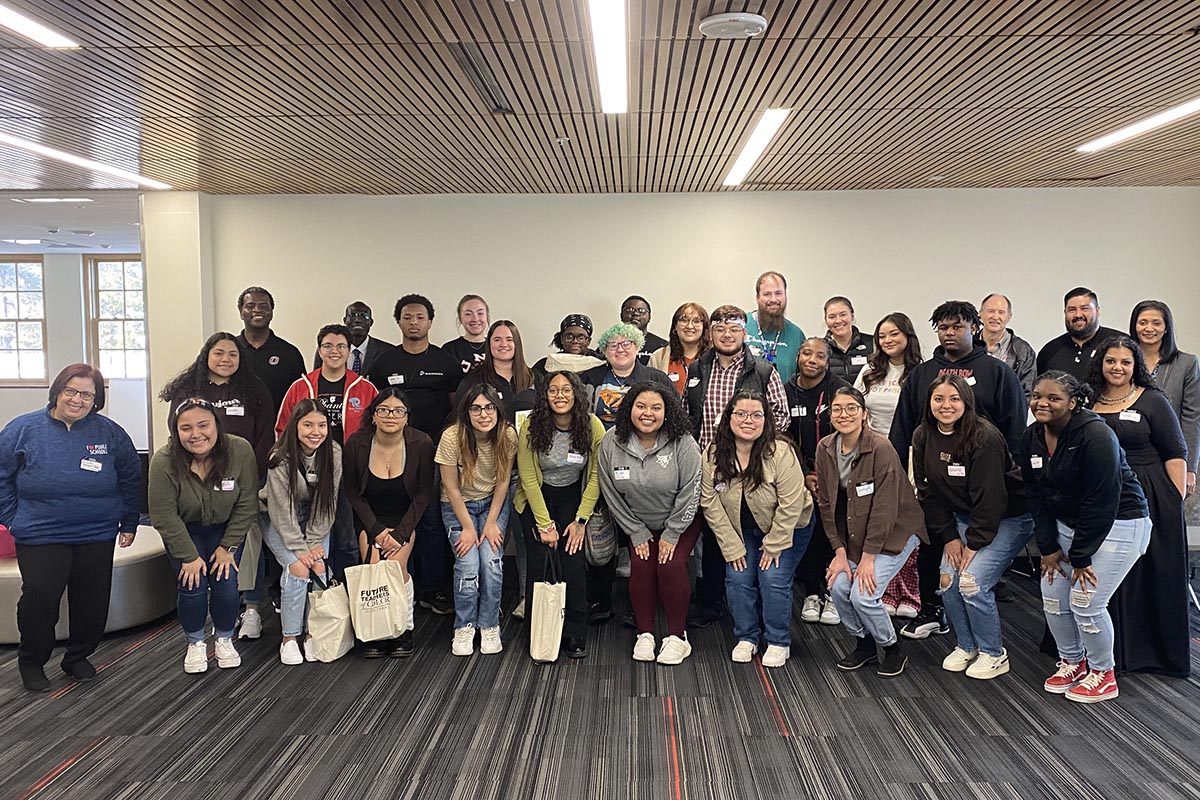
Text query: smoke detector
698 12 768 39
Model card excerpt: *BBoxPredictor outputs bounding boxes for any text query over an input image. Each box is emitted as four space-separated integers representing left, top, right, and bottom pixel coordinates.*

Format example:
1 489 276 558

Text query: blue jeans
829 535 920 646
1042 516 1151 671
262 514 330 638
726 521 812 647
442 497 510 630
938 513 1033 657
166 522 241 643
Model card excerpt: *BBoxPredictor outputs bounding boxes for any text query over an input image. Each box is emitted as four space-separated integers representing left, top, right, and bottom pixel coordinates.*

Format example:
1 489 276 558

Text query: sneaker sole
762 658 788 668
363 650 387 659
480 646 503 655
451 649 474 657
217 658 241 669
280 658 303 666
800 614 821 624
184 662 209 674
1043 681 1079 694
656 653 691 665
900 624 946 640
967 663 1010 680
836 656 877 671
1064 688 1117 703
633 651 656 662
818 617 841 626
237 630 261 640
731 653 755 663
877 656 908 677
942 662 974 673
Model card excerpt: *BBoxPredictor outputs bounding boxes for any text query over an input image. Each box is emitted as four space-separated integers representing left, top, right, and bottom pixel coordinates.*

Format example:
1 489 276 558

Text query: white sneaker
896 603 920 619
512 598 526 620
615 547 631 578
237 607 262 639
279 640 303 666
214 637 241 669
183 641 208 674
731 641 757 663
966 649 1010 680
656 634 692 665
942 646 978 673
480 626 503 655
302 639 318 663
762 644 790 668
801 594 821 623
882 601 897 617
633 632 656 662
819 597 841 625
452 625 475 656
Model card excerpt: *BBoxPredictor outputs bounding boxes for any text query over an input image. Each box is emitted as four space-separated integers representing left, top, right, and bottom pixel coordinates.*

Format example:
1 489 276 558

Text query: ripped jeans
1041 516 1151 672
442 497 510 631
938 513 1033 657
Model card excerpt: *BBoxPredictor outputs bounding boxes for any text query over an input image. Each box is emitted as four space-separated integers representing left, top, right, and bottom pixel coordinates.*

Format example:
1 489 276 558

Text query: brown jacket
814 426 927 562
342 425 435 543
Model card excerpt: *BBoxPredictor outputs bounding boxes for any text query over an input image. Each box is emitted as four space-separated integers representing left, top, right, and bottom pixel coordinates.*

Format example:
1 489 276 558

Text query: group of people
0 275 1194 706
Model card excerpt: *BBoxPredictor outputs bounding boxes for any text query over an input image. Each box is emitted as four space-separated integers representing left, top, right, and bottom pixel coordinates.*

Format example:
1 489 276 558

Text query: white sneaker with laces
452 625 475 656
279 640 303 666
302 639 318 662
214 637 241 669
941 646 978 672
819 597 841 625
966 649 1010 680
800 595 821 623
731 641 757 663
237 607 262 640
761 645 790 668
633 632 656 662
512 598 526 620
480 626 503 654
615 548 632 578
656 635 692 665
184 641 208 674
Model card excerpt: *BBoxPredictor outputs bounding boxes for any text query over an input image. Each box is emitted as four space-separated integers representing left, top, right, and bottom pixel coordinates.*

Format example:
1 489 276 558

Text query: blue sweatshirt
0 408 141 545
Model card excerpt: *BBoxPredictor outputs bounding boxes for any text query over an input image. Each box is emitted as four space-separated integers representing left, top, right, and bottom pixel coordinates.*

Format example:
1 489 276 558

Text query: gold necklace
1096 385 1137 405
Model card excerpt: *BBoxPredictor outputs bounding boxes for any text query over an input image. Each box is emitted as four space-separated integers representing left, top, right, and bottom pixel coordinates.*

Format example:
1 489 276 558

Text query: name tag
613 467 631 481
220 478 236 491
306 471 318 484
687 377 700 388
669 373 679 382
1119 410 1141 423
80 458 102 472
790 406 801 418
566 452 585 465
388 374 405 385
225 406 245 417
715 481 727 492
855 481 875 497
851 356 868 366
948 464 966 477
965 376 977 386
1030 455 1043 469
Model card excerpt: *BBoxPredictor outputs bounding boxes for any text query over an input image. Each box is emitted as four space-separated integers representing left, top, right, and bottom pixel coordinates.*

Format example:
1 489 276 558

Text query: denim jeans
726 521 812 647
442 496 511 630
938 513 1033 657
1042 516 1151 672
829 535 920 646
165 522 241 643
262 512 330 638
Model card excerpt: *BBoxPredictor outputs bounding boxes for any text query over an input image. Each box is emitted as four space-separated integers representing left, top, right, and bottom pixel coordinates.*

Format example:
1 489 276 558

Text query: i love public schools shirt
368 344 460 439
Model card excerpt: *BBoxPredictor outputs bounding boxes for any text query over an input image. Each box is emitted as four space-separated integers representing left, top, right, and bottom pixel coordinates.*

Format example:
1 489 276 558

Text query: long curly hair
158 332 264 418
613 382 690 445
710 390 786 493
528 370 593 455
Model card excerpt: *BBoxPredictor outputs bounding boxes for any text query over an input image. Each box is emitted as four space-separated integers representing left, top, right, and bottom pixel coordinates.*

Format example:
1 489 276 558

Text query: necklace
373 436 405 476
1096 385 1137 405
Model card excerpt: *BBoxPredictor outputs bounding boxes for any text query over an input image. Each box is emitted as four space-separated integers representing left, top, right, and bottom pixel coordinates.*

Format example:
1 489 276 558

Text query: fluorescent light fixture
587 0 627 114
0 2 79 48
0 132 170 189
11 197 93 203
1076 95 1200 153
723 108 791 186
1 239 41 245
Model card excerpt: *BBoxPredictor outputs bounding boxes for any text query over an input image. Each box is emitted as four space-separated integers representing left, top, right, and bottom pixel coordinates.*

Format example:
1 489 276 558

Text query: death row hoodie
889 344 1026 468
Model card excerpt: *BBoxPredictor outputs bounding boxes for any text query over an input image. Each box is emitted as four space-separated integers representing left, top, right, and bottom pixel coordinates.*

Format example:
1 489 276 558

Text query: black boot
836 635 877 671
877 641 908 678
19 663 50 693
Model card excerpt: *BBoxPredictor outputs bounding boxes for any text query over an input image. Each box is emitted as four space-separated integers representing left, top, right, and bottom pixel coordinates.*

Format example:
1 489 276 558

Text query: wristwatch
576 516 588 527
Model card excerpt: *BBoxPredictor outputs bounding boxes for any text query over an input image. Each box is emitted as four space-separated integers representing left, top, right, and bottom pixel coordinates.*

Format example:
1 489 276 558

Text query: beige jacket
700 440 814 560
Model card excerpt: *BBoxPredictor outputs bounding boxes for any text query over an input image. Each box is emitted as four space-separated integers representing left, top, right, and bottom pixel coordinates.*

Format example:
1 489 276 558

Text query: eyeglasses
468 403 498 416
829 404 862 416
561 332 590 344
61 387 97 402
677 317 705 327
547 387 574 397
374 407 407 418
319 343 349 352
710 323 746 334
731 410 765 422
621 306 650 317
606 340 636 352
345 311 372 320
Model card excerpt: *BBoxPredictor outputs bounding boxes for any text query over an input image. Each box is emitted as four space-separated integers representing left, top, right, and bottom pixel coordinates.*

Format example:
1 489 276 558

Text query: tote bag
306 573 354 662
584 500 616 567
529 552 566 663
344 559 410 641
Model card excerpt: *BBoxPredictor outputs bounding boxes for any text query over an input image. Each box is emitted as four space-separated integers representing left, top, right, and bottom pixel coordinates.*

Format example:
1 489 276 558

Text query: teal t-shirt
745 313 805 383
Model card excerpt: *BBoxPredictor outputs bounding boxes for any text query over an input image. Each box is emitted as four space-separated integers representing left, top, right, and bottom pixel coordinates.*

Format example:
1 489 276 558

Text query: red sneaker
1065 669 1118 704
1043 659 1088 694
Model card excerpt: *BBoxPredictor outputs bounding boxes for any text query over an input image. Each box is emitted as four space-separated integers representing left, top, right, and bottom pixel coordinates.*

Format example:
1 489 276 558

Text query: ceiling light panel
587 0 628 114
0 1 78 48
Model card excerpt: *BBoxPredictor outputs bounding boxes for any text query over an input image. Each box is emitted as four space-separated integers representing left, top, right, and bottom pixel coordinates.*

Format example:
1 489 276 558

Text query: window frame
0 255 49 387
84 254 147 381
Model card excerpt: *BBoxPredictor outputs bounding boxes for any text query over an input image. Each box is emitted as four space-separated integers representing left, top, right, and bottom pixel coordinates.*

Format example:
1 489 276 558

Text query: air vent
451 42 514 114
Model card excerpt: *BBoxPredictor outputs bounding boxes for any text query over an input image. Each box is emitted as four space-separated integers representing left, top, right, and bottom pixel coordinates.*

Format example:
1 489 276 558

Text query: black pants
917 534 945 607
693 517 727 614
524 481 587 641
16 540 114 669
796 515 833 596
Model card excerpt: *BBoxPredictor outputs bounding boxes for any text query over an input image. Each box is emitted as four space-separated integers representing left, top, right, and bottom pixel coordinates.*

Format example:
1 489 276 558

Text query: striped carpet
1 572 1198 800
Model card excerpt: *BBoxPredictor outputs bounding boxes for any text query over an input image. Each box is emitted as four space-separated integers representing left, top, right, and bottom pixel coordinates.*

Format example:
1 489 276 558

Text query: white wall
201 188 1200 360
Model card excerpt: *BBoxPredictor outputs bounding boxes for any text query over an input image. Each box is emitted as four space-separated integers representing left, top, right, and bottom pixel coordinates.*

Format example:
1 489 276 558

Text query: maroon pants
628 519 701 637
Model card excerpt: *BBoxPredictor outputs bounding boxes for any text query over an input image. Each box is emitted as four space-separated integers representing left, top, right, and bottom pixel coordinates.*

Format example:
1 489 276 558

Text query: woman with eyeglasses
649 302 711 397
580 323 675 430
343 388 435 658
515 370 605 658
816 386 928 678
437 384 517 656
0 364 141 692
532 314 604 381
701 391 813 668
149 398 259 674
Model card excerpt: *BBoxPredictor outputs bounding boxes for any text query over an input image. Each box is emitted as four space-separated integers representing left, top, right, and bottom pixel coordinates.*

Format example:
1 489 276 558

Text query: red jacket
275 369 378 443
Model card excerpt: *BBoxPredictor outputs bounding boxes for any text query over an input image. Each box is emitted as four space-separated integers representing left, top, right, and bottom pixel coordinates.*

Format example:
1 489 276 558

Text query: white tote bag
529 552 566 663
306 574 354 662
344 559 411 642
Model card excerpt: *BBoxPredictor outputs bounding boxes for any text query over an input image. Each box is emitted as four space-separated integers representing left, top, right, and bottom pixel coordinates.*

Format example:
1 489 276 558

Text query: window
86 256 146 379
0 257 47 383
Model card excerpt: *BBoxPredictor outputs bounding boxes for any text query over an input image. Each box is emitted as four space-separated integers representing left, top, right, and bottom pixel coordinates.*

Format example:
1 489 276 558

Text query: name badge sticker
715 481 728 492
80 458 102 472
220 478 236 492
798 407 808 417
1030 455 1043 469
687 377 700 388
388 374 405 385
613 467 631 481
855 481 875 497
566 452 586 465
948 464 966 477
225 406 245 417
1119 410 1142 422
851 355 868 366
669 373 680 382
965 376 977 386
790 406 801 418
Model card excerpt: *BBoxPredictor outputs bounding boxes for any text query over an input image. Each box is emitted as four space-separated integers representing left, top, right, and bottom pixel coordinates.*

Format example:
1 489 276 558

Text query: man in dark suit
312 301 394 374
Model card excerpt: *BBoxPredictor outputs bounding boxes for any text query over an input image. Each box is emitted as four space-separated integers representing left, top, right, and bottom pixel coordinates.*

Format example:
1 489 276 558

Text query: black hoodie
889 345 1026 468
1020 409 1148 569
784 371 850 471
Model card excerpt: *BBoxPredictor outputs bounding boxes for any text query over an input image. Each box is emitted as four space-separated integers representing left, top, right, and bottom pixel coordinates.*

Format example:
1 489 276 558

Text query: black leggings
524 481 588 641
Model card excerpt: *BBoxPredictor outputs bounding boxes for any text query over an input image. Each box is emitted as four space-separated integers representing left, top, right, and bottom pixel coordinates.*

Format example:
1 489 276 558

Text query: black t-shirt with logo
316 375 346 444
237 331 306 418
368 344 460 440
443 336 487 376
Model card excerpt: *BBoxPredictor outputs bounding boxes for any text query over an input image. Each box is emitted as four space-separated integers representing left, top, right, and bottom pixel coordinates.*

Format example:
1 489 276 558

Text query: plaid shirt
697 353 789 450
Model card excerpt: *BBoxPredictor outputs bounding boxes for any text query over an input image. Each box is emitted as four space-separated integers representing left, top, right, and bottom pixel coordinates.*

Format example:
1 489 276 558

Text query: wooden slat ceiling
0 0 1197 194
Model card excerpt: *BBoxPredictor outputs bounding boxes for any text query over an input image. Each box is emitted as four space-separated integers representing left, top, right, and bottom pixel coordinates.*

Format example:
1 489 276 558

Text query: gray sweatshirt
597 429 701 546
262 442 343 555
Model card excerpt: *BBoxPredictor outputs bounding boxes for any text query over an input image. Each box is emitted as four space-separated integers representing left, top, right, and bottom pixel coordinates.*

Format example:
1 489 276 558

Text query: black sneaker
836 636 878 671
900 606 948 639
621 611 637 629
564 638 588 659
419 592 454 616
686 606 723 629
19 664 50 693
877 643 908 677
587 603 614 624
61 659 97 682
994 581 1015 603
362 643 387 658
390 632 414 658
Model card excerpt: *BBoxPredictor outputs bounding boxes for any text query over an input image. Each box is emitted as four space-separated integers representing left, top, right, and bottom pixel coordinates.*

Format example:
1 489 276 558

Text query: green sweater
148 435 260 562
515 415 605 531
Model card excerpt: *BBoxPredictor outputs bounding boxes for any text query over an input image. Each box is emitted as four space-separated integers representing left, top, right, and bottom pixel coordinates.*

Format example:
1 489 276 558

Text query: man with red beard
745 271 806 383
